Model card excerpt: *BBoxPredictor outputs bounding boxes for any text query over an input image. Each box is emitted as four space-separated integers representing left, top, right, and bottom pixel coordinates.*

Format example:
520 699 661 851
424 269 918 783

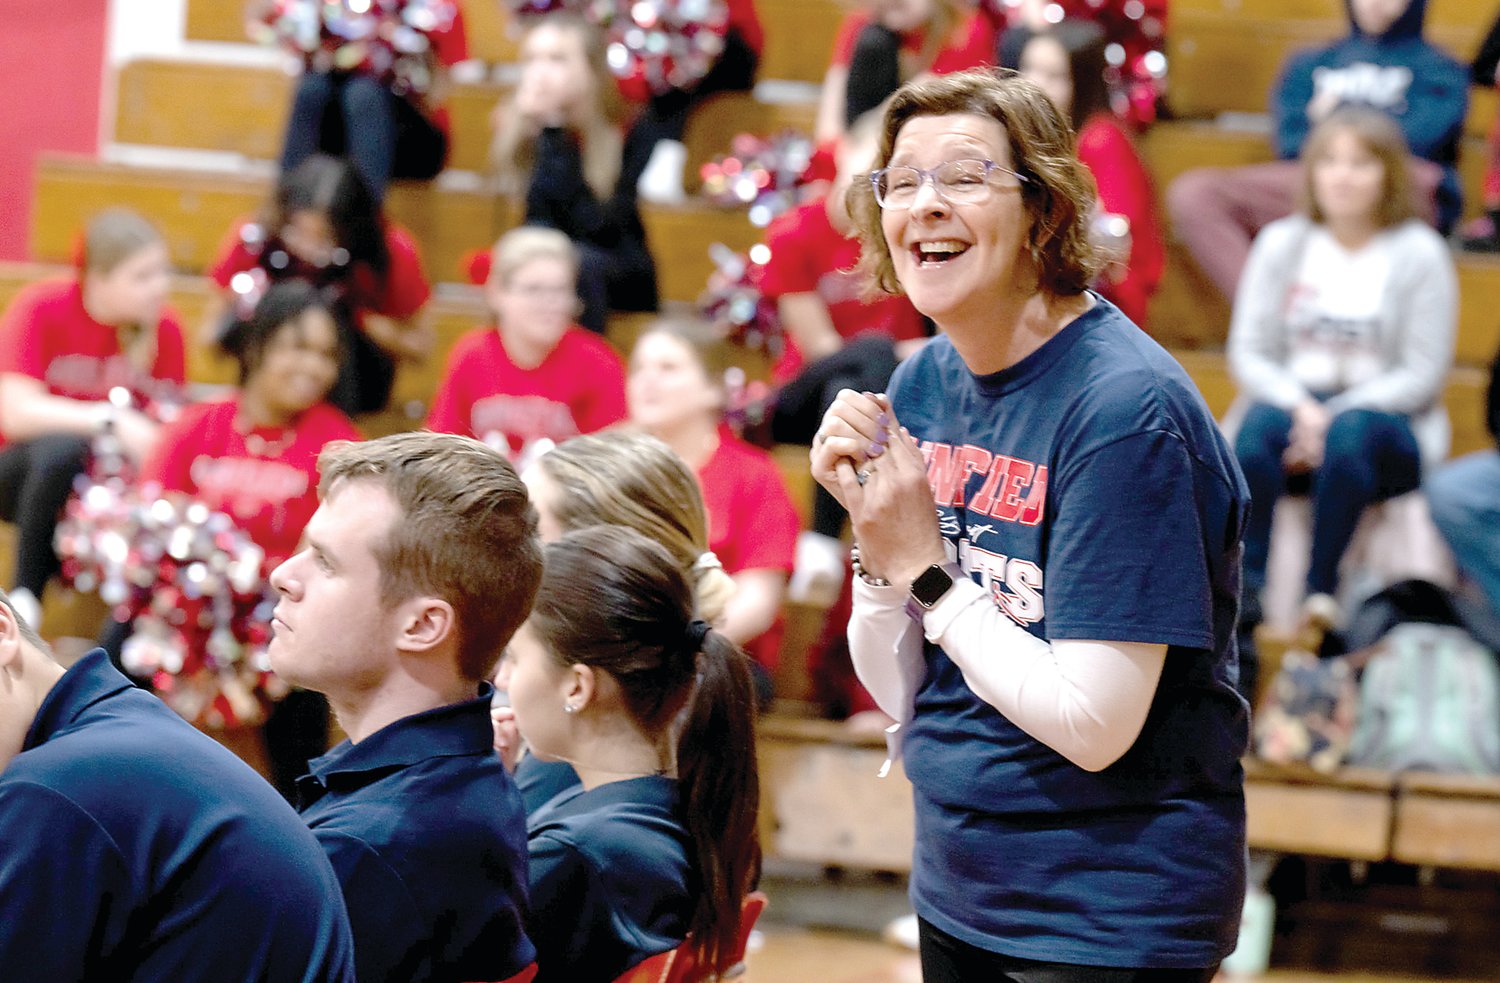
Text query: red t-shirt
0 278 186 449
696 427 799 671
830 10 995 75
209 217 432 322
423 6 469 137
759 198 927 383
1077 113 1165 327
140 397 360 570
727 0 765 58
426 326 627 462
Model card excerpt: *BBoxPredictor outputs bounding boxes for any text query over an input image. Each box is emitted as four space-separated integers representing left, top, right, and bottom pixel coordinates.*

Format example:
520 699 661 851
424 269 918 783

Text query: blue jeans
1235 403 1421 600
1426 449 1500 618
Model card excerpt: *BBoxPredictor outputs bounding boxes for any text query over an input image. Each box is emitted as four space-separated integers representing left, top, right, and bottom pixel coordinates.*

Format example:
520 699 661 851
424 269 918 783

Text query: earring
563 702 577 714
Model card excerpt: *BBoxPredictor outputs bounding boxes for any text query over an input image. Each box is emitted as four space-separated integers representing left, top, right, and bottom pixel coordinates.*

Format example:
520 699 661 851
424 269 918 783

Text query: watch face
911 563 954 607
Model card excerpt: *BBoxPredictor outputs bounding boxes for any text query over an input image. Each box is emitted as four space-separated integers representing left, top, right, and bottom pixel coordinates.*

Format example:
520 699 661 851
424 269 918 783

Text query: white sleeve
919 579 1167 772
847 575 926 765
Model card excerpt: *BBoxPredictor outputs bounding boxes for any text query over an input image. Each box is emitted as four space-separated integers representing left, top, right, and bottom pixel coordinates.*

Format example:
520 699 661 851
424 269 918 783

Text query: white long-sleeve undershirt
849 575 1166 773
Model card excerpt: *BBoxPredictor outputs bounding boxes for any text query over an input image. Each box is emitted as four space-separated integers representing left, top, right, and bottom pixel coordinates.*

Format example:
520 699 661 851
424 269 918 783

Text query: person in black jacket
491 14 658 334
1425 344 1500 617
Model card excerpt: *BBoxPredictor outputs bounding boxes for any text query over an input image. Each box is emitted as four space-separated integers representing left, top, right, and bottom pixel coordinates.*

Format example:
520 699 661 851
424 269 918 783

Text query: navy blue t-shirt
0 650 355 982
890 297 1250 968
515 754 582 814
298 688 534 983
526 775 693 982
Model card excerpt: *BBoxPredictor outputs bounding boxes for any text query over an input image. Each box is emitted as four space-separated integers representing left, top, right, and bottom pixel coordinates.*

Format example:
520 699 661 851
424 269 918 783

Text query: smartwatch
906 562 965 621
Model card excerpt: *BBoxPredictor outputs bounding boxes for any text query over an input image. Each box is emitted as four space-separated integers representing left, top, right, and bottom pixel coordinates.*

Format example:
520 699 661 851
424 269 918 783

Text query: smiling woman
809 69 1253 981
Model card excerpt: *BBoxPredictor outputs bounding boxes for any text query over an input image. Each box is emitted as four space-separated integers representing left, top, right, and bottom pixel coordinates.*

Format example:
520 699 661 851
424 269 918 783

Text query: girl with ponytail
504 524 760 982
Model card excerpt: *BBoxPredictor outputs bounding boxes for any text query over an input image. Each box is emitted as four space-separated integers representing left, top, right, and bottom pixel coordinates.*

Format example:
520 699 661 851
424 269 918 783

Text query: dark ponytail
528 526 761 971
677 625 761 973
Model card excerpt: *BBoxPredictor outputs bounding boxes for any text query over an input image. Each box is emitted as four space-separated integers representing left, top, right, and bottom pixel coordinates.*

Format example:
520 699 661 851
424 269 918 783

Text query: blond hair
490 14 625 199
488 226 579 287
536 431 735 624
80 208 162 275
847 68 1103 299
317 431 543 681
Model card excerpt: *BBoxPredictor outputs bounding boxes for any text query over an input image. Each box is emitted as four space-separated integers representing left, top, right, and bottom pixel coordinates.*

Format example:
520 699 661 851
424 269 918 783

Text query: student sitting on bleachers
1425 344 1500 620
0 208 184 631
136 280 360 798
266 0 469 204
426 227 625 471
760 110 928 605
1167 0 1466 303
1018 19 1164 328
492 14 659 334
204 155 435 417
501 524 759 983
1227 107 1456 640
627 319 798 693
814 0 995 144
497 429 739 811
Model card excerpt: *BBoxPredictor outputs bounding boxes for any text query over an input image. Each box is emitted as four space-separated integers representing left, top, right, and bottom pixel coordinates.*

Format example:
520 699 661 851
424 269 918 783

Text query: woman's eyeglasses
869 158 1029 209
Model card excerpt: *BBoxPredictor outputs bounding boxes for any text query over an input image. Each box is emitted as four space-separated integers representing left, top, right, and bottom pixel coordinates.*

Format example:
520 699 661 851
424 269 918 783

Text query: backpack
1346 622 1500 775
1253 649 1359 772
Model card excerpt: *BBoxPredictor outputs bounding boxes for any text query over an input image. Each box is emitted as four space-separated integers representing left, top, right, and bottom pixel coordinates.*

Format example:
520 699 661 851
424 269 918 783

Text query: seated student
1227 108 1456 641
759 111 928 604
205 154 434 416
0 591 355 983
267 431 540 983
1426 345 1500 618
503 525 759 983
814 0 995 144
139 280 360 798
0 208 184 630
491 14 658 334
626 321 799 692
426 227 626 470
1166 0 1466 302
1018 19 1165 327
495 430 739 811
269 0 469 203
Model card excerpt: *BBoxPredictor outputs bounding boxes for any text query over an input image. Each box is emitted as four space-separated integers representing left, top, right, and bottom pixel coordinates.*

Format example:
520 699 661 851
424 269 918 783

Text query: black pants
772 335 899 538
918 918 1219 983
0 434 90 597
845 24 904 127
575 239 659 335
280 70 448 203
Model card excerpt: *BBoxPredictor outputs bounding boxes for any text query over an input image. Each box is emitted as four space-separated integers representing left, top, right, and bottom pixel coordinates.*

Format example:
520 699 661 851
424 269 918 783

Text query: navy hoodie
1272 0 1467 227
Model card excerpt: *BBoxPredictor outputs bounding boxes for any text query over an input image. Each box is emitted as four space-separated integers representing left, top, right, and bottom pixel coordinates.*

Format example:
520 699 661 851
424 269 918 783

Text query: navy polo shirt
298 687 534 983
527 775 694 983
514 754 581 814
0 650 355 982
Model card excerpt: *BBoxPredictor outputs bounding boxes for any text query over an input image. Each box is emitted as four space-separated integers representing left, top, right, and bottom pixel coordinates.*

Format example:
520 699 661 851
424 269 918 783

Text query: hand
514 74 566 128
819 400 947 590
490 704 522 773
1284 400 1330 473
364 316 434 362
810 388 887 508
113 408 161 462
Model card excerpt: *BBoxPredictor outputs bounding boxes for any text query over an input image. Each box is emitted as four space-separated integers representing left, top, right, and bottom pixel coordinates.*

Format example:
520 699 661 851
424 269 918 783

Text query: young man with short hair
269 430 542 983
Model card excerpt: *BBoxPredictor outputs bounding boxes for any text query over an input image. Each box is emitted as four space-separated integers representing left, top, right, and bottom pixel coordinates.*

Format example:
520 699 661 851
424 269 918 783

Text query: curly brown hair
846 68 1103 300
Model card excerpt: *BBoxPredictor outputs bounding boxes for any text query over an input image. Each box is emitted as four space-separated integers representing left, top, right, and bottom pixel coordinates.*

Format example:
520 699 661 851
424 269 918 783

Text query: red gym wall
0 0 109 260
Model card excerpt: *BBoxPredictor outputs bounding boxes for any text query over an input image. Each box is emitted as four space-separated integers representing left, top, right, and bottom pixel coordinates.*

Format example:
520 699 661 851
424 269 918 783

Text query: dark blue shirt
527 775 693 983
0 650 355 983
514 754 581 814
298 688 534 983
890 297 1250 968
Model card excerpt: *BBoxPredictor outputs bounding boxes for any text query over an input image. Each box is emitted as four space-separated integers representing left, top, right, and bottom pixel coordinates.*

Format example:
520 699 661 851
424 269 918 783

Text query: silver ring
856 469 870 486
